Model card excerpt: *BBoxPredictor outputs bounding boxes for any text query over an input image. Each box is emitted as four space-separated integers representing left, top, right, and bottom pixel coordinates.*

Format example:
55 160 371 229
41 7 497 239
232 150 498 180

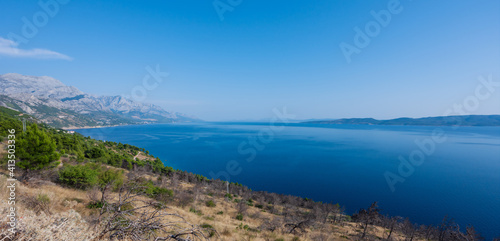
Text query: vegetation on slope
0 106 494 240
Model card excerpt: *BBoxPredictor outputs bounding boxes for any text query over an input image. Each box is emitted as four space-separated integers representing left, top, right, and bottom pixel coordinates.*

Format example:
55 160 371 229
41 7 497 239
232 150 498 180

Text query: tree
58 164 99 189
402 218 416 241
352 201 381 239
97 168 124 204
464 225 484 241
382 215 401 240
85 147 105 159
94 178 212 240
17 124 60 171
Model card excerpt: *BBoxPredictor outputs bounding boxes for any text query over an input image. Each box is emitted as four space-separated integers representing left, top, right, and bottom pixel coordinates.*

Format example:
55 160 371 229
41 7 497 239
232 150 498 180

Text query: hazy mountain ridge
305 115 500 126
0 73 197 128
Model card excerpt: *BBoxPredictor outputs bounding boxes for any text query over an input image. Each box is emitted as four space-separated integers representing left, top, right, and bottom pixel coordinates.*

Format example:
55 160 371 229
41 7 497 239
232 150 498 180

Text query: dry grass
0 172 422 241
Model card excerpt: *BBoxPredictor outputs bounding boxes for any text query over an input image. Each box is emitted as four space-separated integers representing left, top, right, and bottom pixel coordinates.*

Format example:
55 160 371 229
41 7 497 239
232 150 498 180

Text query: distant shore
62 124 126 130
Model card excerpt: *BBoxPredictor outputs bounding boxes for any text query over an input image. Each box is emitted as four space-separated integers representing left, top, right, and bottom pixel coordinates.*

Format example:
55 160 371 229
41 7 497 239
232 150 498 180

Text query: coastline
62 124 126 130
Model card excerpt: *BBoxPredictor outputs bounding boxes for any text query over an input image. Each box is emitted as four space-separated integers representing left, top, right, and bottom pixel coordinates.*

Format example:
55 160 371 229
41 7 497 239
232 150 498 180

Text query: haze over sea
75 122 500 239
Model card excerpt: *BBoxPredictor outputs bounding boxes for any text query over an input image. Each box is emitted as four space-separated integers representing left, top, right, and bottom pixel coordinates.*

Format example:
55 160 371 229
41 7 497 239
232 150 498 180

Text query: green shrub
65 197 84 203
87 201 106 209
201 223 213 229
201 223 216 237
216 211 224 215
85 147 104 159
36 194 50 205
58 164 99 189
189 207 203 216
205 200 216 207
236 213 243 221
143 181 173 200
98 169 124 191
237 223 245 230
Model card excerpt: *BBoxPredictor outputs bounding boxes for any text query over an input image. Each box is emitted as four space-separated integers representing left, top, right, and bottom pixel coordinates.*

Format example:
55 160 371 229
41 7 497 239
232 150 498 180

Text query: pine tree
17 124 60 170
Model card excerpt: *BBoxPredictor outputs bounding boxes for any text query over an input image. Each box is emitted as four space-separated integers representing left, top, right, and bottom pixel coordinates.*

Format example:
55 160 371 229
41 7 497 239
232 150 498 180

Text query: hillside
0 107 488 241
305 115 500 126
0 73 198 128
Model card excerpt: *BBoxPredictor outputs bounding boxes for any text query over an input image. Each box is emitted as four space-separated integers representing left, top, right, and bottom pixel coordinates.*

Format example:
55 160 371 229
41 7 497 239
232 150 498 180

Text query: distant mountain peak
1 73 66 88
0 73 198 128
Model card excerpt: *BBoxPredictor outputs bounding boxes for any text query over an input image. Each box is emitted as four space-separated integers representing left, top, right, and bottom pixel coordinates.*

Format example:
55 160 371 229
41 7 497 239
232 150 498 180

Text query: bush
200 223 213 229
85 147 105 159
58 164 99 189
205 200 216 207
25 194 51 214
36 194 50 209
201 223 216 237
189 207 203 216
98 169 124 191
143 181 173 200
236 213 243 221
87 201 106 209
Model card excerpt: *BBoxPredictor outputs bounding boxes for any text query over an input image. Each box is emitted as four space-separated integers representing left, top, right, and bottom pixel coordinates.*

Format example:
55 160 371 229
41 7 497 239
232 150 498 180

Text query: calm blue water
75 123 500 239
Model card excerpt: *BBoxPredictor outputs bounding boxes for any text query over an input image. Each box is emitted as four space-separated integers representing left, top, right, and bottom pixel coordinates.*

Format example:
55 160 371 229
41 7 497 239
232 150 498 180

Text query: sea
74 122 500 239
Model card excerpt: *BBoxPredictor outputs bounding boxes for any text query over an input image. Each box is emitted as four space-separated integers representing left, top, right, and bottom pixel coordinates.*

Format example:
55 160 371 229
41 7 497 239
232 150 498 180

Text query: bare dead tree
236 197 249 215
177 190 194 208
93 179 214 241
193 183 203 204
463 225 484 241
438 215 455 241
383 216 401 241
259 217 283 233
402 218 416 241
283 206 314 235
87 186 101 203
418 224 438 241
352 201 381 239
284 218 312 235
170 172 179 191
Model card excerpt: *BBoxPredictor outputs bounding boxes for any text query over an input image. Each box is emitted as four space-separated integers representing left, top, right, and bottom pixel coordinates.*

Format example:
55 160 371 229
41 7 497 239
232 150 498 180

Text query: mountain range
304 115 500 126
0 73 197 128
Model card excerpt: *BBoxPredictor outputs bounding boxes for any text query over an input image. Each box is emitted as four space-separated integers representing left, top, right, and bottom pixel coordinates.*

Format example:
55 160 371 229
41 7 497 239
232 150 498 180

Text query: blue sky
0 0 499 121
